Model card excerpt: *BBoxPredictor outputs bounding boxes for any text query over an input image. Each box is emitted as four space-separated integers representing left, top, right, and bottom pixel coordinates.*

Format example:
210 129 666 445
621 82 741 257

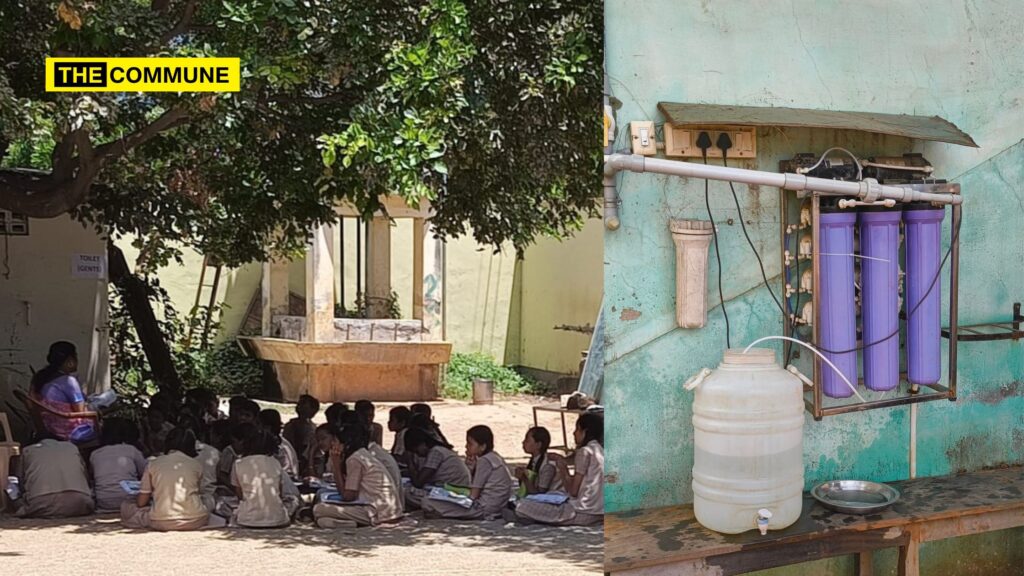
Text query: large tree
0 0 601 268
1 0 600 395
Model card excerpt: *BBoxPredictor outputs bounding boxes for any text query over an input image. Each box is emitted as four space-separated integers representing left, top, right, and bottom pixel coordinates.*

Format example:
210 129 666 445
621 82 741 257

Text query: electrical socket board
663 124 757 159
630 121 657 155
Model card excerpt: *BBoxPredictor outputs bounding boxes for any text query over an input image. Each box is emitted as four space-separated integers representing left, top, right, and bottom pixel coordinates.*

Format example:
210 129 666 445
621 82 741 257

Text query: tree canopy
0 0 601 268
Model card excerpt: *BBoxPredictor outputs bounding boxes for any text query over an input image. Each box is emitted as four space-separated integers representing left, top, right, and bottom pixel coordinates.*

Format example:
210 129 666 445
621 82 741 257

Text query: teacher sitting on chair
31 341 97 444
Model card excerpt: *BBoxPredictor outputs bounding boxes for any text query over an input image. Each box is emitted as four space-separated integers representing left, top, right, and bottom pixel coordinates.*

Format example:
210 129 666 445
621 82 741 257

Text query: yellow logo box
46 57 240 92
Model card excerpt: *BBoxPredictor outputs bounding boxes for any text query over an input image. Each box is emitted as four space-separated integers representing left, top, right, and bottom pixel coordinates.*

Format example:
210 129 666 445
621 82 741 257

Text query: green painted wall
604 1 1024 572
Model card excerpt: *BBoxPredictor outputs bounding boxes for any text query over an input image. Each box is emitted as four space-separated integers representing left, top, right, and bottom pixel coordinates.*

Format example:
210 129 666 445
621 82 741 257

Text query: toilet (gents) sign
46 57 240 92
71 254 106 279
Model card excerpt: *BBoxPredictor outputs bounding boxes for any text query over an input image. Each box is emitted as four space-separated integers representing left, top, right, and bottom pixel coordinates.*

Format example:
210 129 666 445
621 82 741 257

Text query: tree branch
94 106 190 162
0 107 191 218
159 0 199 45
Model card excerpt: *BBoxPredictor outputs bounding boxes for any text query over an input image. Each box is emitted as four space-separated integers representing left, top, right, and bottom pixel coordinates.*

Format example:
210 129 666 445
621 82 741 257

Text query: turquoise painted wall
605 1 1024 571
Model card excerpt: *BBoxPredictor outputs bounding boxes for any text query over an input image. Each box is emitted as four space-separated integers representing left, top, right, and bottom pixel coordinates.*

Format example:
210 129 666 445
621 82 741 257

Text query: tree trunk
106 241 184 397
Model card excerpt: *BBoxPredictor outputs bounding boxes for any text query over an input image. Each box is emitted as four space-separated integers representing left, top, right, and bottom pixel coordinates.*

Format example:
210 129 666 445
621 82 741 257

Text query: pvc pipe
604 154 963 206
602 73 620 230
910 403 918 479
742 335 866 402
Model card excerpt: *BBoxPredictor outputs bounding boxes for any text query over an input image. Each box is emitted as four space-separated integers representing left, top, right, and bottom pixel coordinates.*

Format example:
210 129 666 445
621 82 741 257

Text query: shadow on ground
0 511 602 571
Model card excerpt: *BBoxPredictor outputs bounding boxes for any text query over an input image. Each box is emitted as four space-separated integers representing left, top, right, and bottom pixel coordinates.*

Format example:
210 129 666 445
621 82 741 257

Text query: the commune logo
46 57 240 92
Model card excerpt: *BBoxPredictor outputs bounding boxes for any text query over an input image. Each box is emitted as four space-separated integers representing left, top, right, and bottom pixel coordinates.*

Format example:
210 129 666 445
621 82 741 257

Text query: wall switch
630 121 658 156
663 124 757 159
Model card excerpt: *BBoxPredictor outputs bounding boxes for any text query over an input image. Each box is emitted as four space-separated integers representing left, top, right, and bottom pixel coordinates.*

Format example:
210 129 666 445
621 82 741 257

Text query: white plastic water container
685 348 804 534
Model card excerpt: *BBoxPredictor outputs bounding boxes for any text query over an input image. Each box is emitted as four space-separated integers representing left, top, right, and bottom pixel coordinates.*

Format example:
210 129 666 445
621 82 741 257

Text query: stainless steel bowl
811 480 900 515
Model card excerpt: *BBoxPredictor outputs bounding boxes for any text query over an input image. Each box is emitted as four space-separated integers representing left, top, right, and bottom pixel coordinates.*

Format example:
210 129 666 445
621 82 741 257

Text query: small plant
442 352 550 400
197 340 264 397
335 290 402 319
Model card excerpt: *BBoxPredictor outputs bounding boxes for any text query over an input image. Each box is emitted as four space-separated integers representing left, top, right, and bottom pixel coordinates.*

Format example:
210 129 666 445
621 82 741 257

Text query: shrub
442 352 548 399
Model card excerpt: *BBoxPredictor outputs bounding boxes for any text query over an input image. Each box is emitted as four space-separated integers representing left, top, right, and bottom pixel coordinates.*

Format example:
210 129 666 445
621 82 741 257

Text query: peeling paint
620 308 642 321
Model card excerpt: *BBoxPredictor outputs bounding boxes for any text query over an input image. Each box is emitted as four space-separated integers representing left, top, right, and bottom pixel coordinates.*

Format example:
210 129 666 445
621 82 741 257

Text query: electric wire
721 154 793 353
702 150 731 348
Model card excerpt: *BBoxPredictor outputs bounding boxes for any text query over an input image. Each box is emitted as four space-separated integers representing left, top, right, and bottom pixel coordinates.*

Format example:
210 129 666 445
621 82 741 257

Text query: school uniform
420 451 512 520
283 418 317 476
391 428 407 456
405 445 472 509
368 442 403 496
277 437 300 478
16 439 94 518
121 451 213 531
195 441 220 512
515 441 603 526
528 455 561 491
231 455 292 528
90 443 148 512
313 448 402 527
370 422 384 446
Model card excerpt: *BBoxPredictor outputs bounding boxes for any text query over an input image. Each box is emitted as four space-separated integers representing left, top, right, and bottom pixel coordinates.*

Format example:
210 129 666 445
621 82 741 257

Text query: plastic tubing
743 335 866 402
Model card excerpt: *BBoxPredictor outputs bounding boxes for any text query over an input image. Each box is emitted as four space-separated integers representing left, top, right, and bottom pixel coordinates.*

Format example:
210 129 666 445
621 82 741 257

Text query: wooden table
531 405 586 452
605 467 1024 576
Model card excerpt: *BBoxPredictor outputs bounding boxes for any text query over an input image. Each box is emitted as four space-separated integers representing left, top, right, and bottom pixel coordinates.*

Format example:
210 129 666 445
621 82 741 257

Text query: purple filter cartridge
819 205 858 398
858 207 903 391
904 203 946 386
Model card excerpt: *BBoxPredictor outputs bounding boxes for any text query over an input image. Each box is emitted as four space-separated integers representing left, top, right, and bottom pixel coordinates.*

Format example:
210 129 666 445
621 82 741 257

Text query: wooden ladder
185 255 222 349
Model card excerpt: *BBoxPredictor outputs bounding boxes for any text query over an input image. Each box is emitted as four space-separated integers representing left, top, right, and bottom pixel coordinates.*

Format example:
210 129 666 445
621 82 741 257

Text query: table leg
561 411 568 450
533 407 539 430
898 538 920 576
856 551 873 576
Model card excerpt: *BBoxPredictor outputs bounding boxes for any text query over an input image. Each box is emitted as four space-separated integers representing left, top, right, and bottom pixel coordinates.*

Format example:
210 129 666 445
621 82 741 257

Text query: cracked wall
605 1 1024 572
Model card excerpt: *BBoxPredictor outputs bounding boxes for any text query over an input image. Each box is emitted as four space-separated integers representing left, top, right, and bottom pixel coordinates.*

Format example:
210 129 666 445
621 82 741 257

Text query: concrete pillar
261 259 289 337
421 221 444 341
305 224 335 342
366 216 392 319
412 218 425 320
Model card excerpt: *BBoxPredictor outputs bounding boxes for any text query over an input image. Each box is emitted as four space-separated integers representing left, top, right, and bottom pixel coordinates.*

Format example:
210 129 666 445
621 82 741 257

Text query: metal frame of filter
779 183 963 420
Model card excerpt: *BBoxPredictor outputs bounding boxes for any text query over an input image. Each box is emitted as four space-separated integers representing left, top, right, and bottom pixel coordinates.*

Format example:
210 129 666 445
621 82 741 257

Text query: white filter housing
688 348 804 534
670 219 714 328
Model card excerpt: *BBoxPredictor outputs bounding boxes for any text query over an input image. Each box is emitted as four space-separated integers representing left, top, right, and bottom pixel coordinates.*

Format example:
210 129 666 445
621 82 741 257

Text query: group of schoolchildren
11 389 604 531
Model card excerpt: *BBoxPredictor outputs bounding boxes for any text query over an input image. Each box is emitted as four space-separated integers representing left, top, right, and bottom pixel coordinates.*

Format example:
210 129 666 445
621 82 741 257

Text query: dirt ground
0 398 602 575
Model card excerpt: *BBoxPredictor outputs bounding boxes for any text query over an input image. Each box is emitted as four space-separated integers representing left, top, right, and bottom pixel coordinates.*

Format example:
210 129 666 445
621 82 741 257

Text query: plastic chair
12 389 101 448
0 411 20 510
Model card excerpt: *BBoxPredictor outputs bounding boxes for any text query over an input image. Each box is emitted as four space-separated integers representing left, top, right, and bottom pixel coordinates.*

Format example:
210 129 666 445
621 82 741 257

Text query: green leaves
1 0 600 265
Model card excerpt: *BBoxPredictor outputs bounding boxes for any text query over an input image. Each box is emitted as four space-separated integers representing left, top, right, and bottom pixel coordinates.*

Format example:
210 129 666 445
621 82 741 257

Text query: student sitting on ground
90 417 148 513
230 425 300 528
403 426 471 510
259 408 299 478
121 427 224 531
177 413 219 512
185 388 225 426
141 405 174 456
514 427 562 495
410 403 450 448
388 406 412 461
514 412 604 526
312 424 402 528
420 425 513 520
324 402 348 428
15 435 94 518
311 423 335 478
283 394 320 477
355 400 384 446
338 410 402 498
218 399 261 487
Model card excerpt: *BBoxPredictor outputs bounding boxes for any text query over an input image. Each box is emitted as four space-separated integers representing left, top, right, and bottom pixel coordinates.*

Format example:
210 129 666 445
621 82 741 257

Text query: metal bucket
472 378 494 405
